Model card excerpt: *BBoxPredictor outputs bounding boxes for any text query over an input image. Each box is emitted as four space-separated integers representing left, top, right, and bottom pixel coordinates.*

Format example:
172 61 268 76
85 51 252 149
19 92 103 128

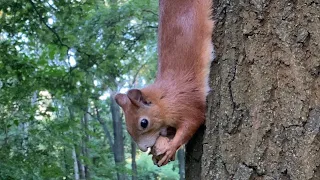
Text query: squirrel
115 0 213 166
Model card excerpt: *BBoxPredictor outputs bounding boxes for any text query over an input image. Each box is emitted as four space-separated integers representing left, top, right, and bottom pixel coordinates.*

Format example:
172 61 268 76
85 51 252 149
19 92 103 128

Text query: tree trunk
75 144 85 180
186 0 320 180
20 92 37 155
131 139 137 180
83 107 90 179
178 147 185 180
82 108 90 180
63 147 70 179
110 93 126 180
69 107 85 179
94 104 114 153
80 162 86 180
72 146 80 180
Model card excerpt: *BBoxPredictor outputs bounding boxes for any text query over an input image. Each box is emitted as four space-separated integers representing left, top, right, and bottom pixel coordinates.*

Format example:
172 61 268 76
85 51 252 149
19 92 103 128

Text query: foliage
134 153 180 180
0 0 178 179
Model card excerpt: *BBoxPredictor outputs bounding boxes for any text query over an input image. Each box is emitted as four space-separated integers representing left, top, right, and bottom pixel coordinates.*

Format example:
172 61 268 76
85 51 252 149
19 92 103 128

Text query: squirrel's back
141 0 213 126
156 0 213 95
114 0 213 156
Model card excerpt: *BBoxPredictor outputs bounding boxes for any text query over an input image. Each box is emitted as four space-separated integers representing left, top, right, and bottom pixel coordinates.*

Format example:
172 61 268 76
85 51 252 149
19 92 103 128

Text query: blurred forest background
0 0 184 179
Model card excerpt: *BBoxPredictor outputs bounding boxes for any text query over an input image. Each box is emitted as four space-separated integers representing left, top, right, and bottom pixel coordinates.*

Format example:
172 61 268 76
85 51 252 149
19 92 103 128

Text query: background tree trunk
131 139 137 180
110 92 126 180
186 0 320 179
72 147 80 180
178 147 185 180
94 104 114 153
76 144 86 180
82 108 90 180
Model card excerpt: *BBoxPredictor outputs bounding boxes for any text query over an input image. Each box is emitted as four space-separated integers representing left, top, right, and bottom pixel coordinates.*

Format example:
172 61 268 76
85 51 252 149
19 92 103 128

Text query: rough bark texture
186 0 320 179
186 125 205 179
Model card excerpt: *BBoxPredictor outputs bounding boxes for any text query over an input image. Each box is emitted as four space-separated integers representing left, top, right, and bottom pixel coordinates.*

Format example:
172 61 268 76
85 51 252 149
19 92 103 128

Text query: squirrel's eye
140 119 148 129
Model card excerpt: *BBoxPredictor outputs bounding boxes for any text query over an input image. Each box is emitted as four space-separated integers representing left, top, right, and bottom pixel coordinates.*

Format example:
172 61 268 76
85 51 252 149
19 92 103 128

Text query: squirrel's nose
137 142 152 152
137 144 148 152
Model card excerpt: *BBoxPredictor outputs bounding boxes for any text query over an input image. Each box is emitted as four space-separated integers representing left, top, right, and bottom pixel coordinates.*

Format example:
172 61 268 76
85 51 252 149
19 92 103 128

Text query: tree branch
142 9 158 17
129 62 147 88
119 33 144 61
94 105 114 153
29 0 68 49
29 0 96 70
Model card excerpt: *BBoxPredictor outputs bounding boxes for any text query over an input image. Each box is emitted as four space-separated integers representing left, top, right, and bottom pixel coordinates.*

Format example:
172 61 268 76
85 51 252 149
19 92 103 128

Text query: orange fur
115 0 213 166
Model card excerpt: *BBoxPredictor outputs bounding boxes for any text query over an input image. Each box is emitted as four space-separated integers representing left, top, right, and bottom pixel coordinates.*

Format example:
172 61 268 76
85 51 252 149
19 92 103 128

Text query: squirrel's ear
127 89 146 107
114 93 129 109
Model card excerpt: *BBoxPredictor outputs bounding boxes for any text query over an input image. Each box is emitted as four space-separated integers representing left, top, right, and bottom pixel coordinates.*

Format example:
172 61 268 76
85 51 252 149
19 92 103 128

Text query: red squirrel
115 0 213 166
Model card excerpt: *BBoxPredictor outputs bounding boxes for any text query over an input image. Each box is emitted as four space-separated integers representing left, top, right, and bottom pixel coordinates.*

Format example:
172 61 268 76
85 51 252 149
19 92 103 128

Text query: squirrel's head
115 89 167 152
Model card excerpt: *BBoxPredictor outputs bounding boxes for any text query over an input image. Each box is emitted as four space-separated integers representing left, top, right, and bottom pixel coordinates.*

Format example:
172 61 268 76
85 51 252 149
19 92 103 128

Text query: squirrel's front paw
156 145 176 166
150 136 176 166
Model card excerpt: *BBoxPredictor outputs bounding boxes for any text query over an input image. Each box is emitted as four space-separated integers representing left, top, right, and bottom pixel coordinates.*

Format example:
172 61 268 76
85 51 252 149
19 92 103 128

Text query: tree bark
72 146 80 180
178 147 185 180
20 92 37 155
94 104 114 153
82 107 90 179
185 125 205 180
63 147 70 179
131 139 137 180
186 0 320 180
69 107 84 179
75 144 85 180
110 92 126 180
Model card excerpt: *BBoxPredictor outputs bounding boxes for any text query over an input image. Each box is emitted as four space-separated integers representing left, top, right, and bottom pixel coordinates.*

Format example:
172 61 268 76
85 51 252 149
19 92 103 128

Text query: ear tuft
114 93 128 108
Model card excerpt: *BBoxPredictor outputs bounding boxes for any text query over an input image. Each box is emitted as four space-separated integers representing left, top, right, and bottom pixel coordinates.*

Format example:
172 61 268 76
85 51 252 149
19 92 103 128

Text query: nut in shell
150 136 170 164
